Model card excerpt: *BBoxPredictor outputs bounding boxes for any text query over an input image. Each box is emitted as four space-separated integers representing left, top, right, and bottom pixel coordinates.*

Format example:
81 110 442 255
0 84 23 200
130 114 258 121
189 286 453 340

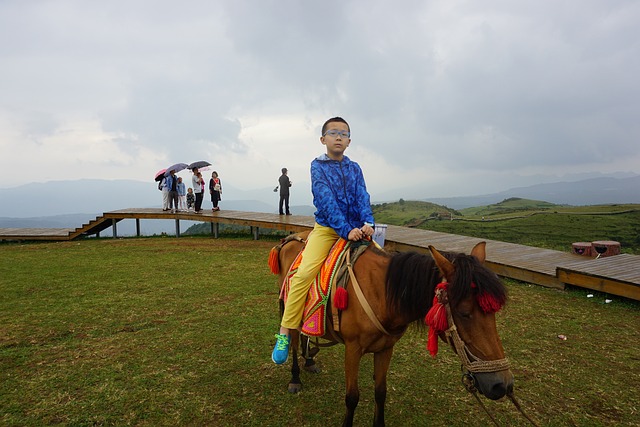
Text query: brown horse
269 232 514 427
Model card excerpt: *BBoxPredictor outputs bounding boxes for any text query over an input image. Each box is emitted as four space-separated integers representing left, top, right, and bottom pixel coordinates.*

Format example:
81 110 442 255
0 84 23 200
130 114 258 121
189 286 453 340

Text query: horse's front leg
288 331 302 393
342 342 362 427
373 347 394 427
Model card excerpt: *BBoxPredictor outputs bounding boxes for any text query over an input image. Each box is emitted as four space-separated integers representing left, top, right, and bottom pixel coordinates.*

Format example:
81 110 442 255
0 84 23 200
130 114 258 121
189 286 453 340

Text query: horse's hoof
288 383 303 393
304 364 321 374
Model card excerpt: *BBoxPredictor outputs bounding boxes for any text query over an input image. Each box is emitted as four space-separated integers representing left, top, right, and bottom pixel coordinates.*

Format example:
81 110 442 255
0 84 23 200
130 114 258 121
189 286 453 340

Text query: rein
436 285 539 427
345 248 394 336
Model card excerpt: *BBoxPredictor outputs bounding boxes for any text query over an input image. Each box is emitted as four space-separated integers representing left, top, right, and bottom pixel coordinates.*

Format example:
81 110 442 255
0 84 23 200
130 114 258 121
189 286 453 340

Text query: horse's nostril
476 372 512 400
491 383 507 399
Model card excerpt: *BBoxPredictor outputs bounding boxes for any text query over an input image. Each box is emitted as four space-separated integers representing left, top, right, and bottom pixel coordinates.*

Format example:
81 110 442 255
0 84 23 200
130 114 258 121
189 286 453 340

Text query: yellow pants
281 223 340 330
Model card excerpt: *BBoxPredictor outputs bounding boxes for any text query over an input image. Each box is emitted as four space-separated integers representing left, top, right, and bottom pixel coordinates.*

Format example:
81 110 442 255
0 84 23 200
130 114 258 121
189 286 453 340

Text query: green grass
373 200 640 254
1 237 639 426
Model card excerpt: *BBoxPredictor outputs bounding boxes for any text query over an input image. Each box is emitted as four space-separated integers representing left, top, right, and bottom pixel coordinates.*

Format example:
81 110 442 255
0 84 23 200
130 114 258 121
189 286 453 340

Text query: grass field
1 237 639 426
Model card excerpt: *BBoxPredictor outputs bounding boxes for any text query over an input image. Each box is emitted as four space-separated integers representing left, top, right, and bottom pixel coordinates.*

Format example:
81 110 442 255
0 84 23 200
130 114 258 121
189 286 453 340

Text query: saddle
280 239 371 338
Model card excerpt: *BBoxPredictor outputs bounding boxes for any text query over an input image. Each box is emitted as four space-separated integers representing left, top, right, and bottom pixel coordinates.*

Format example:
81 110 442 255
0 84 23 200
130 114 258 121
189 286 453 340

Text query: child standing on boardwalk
186 188 195 211
177 177 187 211
271 116 375 364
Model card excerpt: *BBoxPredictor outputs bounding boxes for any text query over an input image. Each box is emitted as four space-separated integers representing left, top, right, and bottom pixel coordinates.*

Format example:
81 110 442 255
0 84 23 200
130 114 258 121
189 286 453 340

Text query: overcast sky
1 0 639 200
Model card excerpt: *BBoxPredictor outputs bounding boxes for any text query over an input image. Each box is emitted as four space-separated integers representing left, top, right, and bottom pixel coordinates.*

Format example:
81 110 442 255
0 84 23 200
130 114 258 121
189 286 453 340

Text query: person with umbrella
158 163 187 212
159 175 170 211
166 169 180 213
191 167 204 213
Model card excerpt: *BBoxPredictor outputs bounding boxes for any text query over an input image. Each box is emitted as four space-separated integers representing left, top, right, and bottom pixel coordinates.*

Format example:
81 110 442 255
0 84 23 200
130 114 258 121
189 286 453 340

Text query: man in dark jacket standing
278 168 292 215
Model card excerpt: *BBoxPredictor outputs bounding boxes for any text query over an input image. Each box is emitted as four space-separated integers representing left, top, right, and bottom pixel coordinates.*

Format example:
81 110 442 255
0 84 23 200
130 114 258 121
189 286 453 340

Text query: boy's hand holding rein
348 224 374 241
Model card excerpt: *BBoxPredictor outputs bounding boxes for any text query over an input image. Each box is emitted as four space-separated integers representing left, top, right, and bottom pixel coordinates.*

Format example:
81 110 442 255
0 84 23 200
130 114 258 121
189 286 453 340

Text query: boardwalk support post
175 219 180 237
136 219 141 237
112 219 117 239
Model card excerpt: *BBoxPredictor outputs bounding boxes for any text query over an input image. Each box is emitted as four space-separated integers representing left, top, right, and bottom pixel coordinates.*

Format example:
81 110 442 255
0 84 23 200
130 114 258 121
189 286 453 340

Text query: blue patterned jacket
311 154 375 239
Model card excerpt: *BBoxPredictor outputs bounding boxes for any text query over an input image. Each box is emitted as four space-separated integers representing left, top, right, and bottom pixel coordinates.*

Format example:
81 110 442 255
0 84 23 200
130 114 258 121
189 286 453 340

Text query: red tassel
425 303 448 332
268 247 280 275
424 302 447 358
477 292 504 313
334 287 348 310
427 328 439 358
424 282 449 358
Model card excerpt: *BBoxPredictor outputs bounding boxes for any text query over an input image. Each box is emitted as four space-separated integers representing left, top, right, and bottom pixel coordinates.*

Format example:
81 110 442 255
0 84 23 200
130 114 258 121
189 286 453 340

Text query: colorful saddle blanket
280 238 350 336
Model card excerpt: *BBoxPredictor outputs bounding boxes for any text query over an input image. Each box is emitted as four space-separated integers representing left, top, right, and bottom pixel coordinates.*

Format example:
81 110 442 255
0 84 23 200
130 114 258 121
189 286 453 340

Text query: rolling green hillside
372 199 640 254
371 199 462 227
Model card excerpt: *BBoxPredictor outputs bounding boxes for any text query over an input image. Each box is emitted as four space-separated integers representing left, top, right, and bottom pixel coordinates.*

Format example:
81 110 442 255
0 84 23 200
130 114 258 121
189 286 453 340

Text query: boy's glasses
323 130 350 138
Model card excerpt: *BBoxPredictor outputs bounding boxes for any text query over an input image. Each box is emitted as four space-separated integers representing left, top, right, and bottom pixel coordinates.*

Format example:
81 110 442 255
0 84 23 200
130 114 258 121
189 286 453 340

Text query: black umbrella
164 162 188 176
188 160 211 170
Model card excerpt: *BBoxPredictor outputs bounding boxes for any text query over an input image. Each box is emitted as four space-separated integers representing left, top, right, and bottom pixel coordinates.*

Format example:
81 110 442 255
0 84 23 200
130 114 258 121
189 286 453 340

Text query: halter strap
436 285 511 373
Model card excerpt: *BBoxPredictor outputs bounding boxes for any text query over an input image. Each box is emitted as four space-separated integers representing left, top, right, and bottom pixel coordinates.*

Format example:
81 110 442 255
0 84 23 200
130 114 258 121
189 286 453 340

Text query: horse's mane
385 250 507 324
385 251 440 323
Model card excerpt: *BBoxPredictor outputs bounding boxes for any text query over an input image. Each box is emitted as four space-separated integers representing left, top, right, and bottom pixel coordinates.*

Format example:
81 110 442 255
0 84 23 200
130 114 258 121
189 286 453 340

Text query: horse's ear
428 245 455 282
470 241 487 264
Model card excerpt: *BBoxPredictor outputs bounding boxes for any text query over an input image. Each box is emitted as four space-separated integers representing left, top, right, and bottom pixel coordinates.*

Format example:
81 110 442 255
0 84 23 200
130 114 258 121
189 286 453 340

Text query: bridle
435 285 511 374
435 284 540 427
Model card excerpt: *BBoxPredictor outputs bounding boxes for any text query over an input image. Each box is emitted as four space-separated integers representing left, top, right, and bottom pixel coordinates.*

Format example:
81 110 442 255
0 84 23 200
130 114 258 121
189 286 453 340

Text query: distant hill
422 176 640 209
372 200 461 227
459 197 559 217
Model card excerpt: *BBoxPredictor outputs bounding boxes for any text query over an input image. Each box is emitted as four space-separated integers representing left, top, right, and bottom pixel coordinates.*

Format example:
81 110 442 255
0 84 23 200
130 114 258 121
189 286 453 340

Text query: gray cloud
0 0 638 195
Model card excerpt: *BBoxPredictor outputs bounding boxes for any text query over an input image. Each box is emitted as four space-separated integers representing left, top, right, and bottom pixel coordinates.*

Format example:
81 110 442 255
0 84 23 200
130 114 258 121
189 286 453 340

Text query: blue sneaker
272 333 290 364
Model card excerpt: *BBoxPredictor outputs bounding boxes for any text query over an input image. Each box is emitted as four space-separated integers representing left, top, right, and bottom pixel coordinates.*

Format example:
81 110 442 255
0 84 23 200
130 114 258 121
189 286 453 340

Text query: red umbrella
154 168 167 182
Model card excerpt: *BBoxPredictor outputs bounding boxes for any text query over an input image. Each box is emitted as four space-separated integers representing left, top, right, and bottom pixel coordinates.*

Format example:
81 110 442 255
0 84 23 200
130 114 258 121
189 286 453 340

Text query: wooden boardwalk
1 208 639 301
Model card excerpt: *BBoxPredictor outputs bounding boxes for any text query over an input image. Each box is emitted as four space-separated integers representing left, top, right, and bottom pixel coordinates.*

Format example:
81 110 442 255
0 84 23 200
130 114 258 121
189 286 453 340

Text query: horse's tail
268 246 281 275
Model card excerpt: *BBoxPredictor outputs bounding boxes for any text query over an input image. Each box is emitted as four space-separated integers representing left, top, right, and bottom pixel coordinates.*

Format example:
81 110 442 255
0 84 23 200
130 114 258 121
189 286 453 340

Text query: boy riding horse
272 116 375 364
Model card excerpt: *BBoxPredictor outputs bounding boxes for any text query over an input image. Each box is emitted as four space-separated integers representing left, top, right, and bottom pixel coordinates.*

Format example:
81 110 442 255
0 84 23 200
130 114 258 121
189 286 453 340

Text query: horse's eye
457 310 472 319
456 301 474 319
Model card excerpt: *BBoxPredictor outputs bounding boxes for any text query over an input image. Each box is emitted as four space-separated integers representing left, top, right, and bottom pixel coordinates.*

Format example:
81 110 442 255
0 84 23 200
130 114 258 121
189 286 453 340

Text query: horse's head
427 242 514 400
